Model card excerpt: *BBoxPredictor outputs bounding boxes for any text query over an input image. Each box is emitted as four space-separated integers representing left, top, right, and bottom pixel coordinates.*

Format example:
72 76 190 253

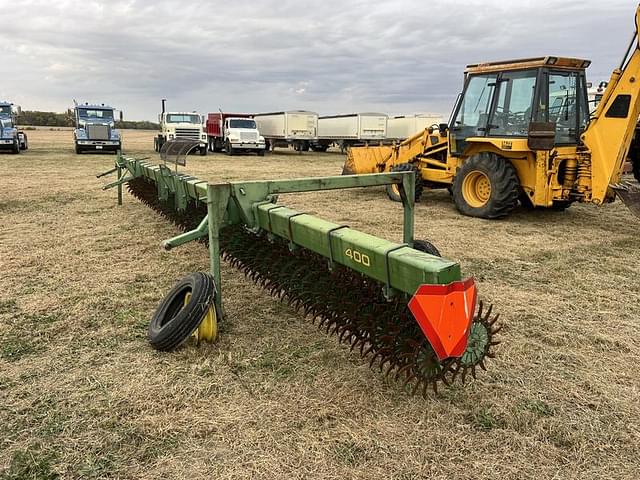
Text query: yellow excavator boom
582 6 640 204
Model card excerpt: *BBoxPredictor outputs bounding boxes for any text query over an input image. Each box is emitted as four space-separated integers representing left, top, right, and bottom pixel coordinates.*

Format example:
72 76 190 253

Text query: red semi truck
206 112 266 156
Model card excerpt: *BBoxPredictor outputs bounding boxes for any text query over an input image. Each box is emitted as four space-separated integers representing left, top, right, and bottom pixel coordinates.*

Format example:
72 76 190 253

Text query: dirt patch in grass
0 129 639 479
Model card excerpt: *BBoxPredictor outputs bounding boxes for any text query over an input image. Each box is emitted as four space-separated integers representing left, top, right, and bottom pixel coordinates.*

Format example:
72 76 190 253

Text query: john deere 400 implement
100 153 500 395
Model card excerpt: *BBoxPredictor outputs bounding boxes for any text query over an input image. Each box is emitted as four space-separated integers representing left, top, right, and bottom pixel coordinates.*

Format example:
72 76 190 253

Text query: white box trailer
253 110 318 151
313 113 388 152
386 113 443 141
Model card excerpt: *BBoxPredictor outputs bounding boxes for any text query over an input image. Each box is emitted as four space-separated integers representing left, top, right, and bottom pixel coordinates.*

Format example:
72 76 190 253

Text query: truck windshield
0 105 11 116
78 109 114 120
167 114 201 124
229 119 256 129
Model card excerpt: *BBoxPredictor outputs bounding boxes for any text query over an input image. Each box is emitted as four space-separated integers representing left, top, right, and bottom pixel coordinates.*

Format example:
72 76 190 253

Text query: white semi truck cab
155 99 207 156
223 117 265 155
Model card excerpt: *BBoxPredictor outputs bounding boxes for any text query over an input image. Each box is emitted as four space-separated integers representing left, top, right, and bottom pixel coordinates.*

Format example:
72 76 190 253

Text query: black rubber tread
633 156 640 183
413 239 441 257
225 140 234 156
148 272 216 351
518 190 535 209
452 153 520 219
385 163 424 203
257 149 265 156
200 146 207 156
12 140 20 154
551 200 573 211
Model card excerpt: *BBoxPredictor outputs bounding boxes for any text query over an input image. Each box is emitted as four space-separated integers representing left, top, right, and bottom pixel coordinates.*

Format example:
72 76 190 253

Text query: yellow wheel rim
462 170 492 208
185 292 218 343
391 184 400 197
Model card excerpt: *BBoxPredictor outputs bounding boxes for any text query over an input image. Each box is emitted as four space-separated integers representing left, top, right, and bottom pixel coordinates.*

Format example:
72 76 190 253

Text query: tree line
17 110 158 130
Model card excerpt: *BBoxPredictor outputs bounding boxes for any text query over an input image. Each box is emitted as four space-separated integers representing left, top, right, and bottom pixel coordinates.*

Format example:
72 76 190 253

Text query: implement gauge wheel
413 239 441 257
452 153 519 219
386 163 424 203
148 272 217 351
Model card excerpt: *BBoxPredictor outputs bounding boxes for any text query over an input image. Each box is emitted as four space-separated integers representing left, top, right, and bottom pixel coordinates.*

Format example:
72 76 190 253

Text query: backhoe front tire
452 153 519 219
385 163 424 203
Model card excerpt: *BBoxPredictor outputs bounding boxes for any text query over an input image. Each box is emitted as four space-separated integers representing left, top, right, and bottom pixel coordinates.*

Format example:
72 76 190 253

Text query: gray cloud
0 0 634 120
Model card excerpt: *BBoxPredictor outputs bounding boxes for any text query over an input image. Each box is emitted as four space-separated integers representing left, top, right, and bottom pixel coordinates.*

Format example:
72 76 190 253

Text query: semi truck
253 111 318 151
386 114 443 141
0 102 27 154
312 113 388 152
73 102 121 154
155 99 207 156
206 112 266 155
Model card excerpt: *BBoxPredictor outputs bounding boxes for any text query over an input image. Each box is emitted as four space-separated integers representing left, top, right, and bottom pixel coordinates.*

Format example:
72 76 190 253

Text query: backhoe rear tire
452 153 519 219
385 163 424 203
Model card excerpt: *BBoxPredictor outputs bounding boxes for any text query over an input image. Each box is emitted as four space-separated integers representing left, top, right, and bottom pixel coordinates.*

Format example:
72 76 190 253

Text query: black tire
148 272 216 351
413 239 441 257
75 143 82 154
257 149 265 157
551 200 573 211
20 134 28 150
225 140 234 156
12 140 20 154
200 146 207 156
452 153 519 219
519 190 535 210
385 163 424 203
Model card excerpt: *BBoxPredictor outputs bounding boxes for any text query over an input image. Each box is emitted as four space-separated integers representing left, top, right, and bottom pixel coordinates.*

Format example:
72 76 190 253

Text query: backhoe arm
582 6 640 203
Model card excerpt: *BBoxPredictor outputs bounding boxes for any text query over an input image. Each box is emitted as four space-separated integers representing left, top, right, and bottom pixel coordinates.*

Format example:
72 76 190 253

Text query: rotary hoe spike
101 156 504 396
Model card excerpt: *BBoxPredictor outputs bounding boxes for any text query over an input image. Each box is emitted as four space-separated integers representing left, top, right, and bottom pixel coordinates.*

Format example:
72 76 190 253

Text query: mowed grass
1 129 639 479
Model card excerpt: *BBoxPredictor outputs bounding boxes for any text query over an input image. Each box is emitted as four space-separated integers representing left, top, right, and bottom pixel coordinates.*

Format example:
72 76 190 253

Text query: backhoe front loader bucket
612 182 640 218
342 144 394 175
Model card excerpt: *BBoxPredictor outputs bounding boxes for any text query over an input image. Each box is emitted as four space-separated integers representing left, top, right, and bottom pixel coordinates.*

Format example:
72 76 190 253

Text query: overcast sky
0 0 635 121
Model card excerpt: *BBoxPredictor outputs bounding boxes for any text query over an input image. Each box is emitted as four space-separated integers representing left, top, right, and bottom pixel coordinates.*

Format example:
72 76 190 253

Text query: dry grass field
1 129 639 479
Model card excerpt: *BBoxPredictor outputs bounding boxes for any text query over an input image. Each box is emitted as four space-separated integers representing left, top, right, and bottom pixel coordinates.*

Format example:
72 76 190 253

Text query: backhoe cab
344 5 640 219
450 57 589 155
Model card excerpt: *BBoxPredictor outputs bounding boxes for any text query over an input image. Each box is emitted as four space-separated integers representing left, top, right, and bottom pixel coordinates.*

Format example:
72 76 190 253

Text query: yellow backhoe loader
343 6 640 219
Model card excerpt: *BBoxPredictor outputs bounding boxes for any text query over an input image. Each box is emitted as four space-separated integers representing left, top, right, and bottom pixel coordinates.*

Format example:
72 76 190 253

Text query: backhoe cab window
546 72 587 144
452 74 497 137
490 70 537 136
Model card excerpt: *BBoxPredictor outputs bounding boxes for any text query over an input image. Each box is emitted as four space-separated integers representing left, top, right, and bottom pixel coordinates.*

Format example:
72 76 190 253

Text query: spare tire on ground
148 272 216 351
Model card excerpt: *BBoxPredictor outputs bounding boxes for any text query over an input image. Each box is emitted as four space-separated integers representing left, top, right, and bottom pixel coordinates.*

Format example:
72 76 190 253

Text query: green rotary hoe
99 154 501 395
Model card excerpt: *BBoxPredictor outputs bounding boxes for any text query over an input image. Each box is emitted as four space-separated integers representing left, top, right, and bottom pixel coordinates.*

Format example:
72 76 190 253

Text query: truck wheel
200 146 207 156
20 134 28 150
12 140 20 154
257 149 265 157
452 153 519 219
385 163 424 203
75 144 82 154
225 140 234 156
